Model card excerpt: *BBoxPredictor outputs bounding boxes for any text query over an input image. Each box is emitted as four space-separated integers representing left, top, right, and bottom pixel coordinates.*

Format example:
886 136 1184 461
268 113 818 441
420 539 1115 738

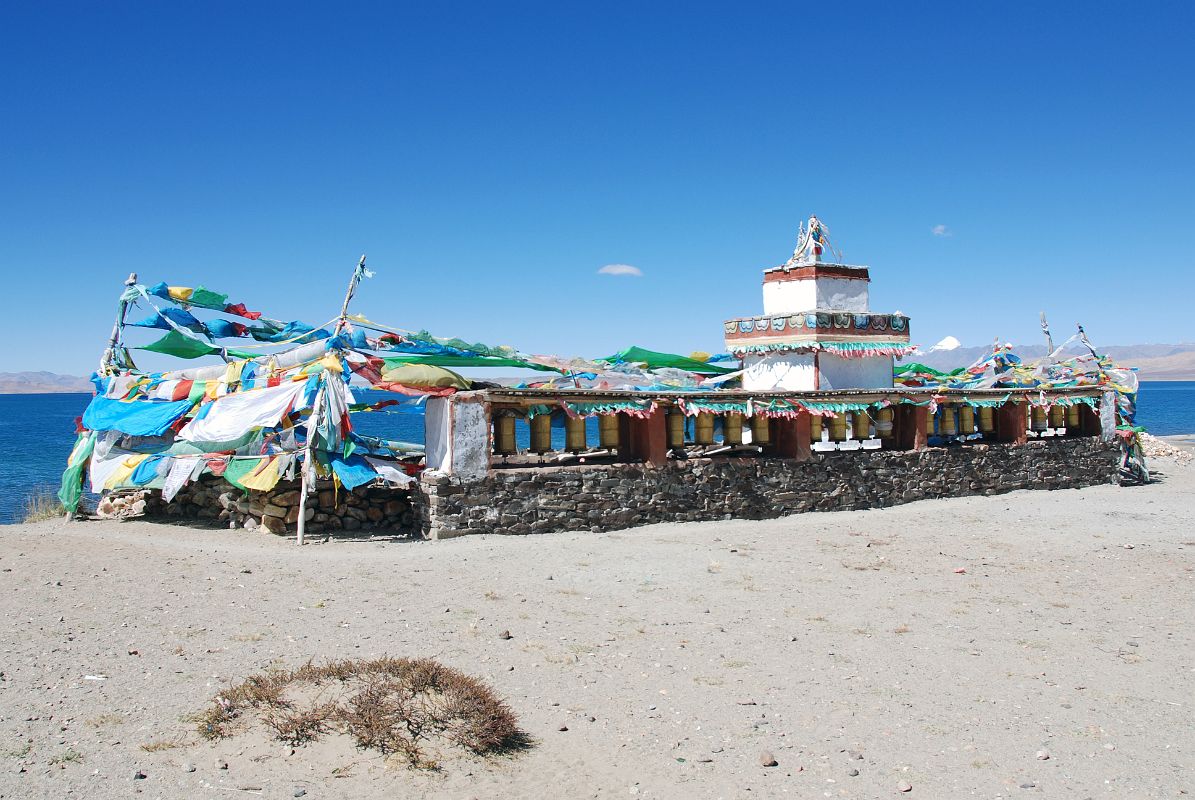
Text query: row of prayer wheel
494 403 1084 454
494 413 623 455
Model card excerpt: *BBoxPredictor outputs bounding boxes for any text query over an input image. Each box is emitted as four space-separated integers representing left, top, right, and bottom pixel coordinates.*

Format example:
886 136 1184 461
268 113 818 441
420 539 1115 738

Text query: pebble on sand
498 630 513 640
758 750 778 767
1036 749 1050 760
897 781 913 792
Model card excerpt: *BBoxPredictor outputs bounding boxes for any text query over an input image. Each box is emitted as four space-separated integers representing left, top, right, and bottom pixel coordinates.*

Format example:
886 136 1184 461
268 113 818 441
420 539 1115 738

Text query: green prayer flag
137 331 255 361
222 458 262 491
188 286 230 311
381 354 557 372
57 431 97 514
138 330 219 359
604 346 735 375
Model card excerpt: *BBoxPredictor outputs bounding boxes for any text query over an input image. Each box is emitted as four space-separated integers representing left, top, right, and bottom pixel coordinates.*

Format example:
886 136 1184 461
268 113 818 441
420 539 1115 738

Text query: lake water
2 381 1192 525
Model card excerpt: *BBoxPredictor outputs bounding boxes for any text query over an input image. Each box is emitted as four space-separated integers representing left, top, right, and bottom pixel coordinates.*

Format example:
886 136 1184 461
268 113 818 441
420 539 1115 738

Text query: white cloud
598 263 643 277
931 224 952 237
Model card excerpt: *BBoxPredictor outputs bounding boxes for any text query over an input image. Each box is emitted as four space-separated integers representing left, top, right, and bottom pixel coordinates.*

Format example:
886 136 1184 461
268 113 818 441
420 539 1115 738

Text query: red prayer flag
223 303 263 321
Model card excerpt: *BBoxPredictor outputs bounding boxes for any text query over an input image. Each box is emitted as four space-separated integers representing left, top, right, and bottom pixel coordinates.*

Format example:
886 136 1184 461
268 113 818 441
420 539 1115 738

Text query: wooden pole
99 272 138 373
77 272 137 522
298 256 365 544
335 255 368 334
296 379 326 546
1039 312 1054 354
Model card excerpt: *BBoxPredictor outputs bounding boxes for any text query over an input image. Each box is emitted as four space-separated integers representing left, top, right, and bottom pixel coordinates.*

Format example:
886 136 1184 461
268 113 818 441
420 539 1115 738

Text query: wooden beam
625 411 668 466
995 401 1028 445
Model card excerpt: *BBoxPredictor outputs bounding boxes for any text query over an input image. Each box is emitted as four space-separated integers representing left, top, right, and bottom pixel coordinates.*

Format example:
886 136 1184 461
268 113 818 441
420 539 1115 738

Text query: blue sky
2 2 1192 375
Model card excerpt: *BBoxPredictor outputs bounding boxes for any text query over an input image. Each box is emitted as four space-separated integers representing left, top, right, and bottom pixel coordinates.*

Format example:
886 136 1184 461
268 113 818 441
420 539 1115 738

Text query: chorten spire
785 214 832 267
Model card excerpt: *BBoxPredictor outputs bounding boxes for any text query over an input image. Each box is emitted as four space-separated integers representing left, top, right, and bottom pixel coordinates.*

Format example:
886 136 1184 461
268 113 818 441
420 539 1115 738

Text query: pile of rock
1140 432 1193 466
95 489 162 519
102 476 417 537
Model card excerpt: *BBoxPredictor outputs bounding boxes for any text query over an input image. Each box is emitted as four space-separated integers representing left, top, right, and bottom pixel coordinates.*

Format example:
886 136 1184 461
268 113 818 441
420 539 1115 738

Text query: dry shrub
23 490 64 523
196 657 528 768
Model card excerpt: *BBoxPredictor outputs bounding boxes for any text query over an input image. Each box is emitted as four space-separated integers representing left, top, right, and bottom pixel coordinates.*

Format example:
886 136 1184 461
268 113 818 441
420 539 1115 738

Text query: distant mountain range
0 371 93 394
2 343 1193 394
913 343 1195 380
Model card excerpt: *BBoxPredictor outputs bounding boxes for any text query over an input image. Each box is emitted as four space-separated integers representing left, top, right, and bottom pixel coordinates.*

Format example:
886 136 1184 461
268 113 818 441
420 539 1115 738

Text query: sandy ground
2 457 1194 800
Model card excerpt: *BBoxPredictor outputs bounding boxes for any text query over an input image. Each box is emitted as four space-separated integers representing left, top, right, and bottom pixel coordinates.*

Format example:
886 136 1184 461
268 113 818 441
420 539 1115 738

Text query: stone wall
418 437 1118 539
136 477 416 537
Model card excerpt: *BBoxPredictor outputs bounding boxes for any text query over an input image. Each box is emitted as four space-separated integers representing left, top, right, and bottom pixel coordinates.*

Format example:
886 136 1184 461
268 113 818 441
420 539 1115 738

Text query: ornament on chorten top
784 214 840 267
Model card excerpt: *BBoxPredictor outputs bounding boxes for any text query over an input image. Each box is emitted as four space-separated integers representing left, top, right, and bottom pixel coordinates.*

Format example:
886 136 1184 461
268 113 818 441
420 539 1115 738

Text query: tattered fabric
82 395 195 437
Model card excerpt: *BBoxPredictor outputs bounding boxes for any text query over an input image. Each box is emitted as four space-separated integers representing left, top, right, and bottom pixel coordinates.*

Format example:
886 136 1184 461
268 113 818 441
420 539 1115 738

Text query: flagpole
99 273 138 373
296 255 369 545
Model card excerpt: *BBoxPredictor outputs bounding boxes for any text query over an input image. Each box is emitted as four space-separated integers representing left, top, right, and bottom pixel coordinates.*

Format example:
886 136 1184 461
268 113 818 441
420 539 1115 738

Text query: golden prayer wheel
875 407 894 439
598 414 619 448
1048 405 1065 428
667 411 685 448
810 414 823 443
529 413 552 453
1030 406 1048 431
978 406 995 433
694 413 715 445
1066 404 1081 429
925 410 937 437
565 415 586 452
851 410 870 439
959 405 975 435
723 412 743 445
493 413 516 455
828 413 847 442
940 406 958 436
750 414 771 445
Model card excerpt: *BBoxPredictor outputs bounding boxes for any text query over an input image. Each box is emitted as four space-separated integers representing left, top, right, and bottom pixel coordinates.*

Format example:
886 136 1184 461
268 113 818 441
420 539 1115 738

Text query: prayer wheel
959 405 975 435
940 406 958 436
1048 405 1065 428
723 412 744 445
750 414 771 445
1030 406 1048 432
925 410 937 437
493 414 516 455
598 414 619 448
1066 404 1081 429
828 413 847 442
565 415 586 452
851 410 870 439
529 413 552 453
667 411 685 448
978 406 995 433
875 407 894 439
694 413 715 445
810 414 823 443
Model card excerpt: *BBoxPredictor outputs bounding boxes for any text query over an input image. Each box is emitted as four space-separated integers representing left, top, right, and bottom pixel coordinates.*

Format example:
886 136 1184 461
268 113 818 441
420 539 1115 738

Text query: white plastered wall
762 277 869 315
742 352 817 391
816 354 894 390
423 395 491 480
